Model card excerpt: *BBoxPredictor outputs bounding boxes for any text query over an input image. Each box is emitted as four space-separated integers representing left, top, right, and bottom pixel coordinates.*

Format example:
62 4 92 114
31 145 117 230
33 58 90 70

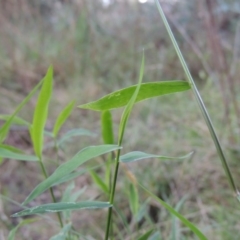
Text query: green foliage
139 182 208 240
12 201 111 217
53 101 75 138
0 1 234 236
31 66 53 159
0 80 43 142
79 81 190 111
120 151 193 163
23 144 120 205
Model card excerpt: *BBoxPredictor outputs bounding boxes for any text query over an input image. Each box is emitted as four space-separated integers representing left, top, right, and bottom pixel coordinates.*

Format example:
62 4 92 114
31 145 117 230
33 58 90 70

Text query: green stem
105 148 121 240
39 159 64 228
155 0 239 197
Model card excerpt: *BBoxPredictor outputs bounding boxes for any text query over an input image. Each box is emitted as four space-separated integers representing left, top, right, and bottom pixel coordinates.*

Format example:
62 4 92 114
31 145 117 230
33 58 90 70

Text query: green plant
1 2 239 239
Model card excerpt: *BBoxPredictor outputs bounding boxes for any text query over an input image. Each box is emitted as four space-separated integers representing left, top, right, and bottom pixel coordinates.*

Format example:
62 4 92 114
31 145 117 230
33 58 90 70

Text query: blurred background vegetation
0 0 240 239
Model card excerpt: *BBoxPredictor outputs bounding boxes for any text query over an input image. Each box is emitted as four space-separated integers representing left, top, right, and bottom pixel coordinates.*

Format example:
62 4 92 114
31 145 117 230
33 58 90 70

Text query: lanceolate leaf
0 80 43 143
53 101 75 138
101 110 114 144
0 148 38 161
90 170 109 195
0 144 24 153
139 183 208 240
23 145 120 205
118 54 145 145
78 81 190 111
0 115 30 127
57 128 95 146
12 201 111 217
120 151 193 163
31 66 53 159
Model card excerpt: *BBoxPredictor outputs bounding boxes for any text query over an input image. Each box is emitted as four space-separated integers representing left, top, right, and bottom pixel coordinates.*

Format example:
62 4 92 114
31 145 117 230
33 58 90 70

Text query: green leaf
53 101 75 138
12 201 111 217
51 164 103 187
120 151 193 163
8 219 37 240
101 110 114 144
0 148 38 161
0 115 30 126
0 80 43 143
0 144 24 153
138 229 154 240
138 183 208 240
129 182 139 217
23 145 121 205
50 223 72 240
57 128 95 146
149 231 162 240
78 81 190 111
90 170 109 195
118 53 145 145
171 196 188 240
31 66 53 159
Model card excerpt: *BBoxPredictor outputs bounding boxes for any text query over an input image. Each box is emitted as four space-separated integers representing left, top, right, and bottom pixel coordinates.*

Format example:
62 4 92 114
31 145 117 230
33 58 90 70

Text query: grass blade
0 148 38 161
137 229 154 240
0 144 24 153
139 182 208 240
8 219 37 240
105 53 145 240
23 145 121 205
0 80 43 143
79 81 190 111
53 101 75 138
120 151 193 163
155 0 239 198
90 170 109 195
129 182 139 217
50 223 72 240
0 115 30 127
12 201 111 217
101 110 114 144
31 66 53 159
57 128 95 146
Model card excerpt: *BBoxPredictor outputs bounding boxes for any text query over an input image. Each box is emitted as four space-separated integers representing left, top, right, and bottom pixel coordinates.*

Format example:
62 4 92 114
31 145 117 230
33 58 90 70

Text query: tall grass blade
105 53 145 240
155 0 239 197
53 101 75 138
120 151 193 163
0 80 43 142
12 201 111 217
23 145 121 205
139 182 208 240
79 81 190 111
31 66 53 159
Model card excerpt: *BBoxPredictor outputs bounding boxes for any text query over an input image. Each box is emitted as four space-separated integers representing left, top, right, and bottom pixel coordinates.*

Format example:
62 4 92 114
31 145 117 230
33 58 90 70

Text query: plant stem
105 148 121 240
155 0 239 197
39 159 64 228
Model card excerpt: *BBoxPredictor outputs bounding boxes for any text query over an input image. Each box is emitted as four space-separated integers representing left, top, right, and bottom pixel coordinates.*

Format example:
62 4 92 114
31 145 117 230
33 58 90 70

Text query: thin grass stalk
39 158 64 228
105 147 122 240
155 0 239 198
